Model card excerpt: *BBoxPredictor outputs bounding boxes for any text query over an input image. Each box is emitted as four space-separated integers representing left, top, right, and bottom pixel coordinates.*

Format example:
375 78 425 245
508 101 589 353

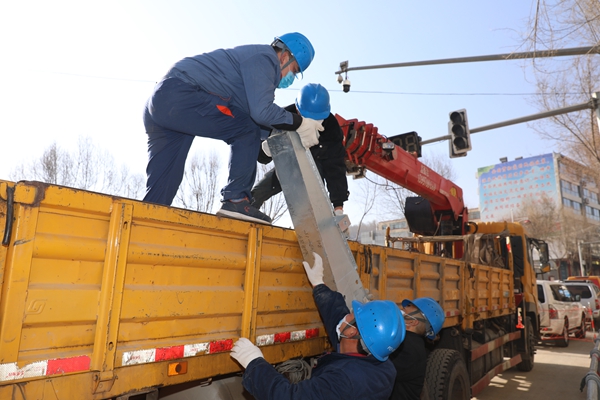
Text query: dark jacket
388 331 427 400
258 104 349 207
241 285 397 400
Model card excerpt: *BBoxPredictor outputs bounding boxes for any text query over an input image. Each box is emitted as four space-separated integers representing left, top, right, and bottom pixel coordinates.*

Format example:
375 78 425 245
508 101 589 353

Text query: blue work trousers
142 77 261 205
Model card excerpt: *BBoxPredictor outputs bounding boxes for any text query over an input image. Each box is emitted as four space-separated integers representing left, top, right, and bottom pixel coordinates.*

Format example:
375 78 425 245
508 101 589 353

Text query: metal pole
335 46 600 75
594 92 600 130
268 131 369 308
420 100 595 145
579 240 586 276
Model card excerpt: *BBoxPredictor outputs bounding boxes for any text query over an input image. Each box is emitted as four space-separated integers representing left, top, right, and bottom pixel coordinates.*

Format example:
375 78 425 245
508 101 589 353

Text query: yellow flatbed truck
0 179 547 399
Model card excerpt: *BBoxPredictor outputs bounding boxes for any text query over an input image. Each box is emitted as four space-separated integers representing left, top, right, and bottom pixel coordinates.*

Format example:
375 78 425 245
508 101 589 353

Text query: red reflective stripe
210 339 233 353
46 355 90 375
306 328 319 338
216 105 234 117
155 346 184 361
275 332 291 343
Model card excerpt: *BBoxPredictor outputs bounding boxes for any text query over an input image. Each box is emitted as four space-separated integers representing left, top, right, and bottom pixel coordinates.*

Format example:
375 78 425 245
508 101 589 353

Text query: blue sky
1 1 560 226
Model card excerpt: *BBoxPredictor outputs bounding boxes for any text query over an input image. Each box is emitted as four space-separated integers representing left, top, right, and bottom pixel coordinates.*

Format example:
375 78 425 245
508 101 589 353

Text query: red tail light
595 299 600 310
549 304 558 320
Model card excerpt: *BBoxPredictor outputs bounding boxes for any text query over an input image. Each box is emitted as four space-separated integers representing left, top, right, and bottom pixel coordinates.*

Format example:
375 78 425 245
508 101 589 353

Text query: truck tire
517 316 535 372
556 319 569 347
423 349 470 400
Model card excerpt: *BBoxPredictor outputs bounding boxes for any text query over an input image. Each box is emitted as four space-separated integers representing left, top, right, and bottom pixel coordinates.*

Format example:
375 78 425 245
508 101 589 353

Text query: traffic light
388 131 422 157
448 109 471 158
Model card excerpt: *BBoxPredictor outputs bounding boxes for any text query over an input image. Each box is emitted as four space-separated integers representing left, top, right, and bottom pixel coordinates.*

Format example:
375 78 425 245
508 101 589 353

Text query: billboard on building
477 153 558 221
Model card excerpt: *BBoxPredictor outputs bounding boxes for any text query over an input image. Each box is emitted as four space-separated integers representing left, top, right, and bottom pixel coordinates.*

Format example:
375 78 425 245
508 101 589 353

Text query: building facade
477 152 600 279
358 152 600 280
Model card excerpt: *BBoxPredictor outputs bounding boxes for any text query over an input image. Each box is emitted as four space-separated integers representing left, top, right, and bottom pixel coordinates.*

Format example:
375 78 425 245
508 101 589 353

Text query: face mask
278 71 295 89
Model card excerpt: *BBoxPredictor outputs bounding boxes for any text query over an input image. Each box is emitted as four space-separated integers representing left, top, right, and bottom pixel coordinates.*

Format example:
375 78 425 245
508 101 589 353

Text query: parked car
537 280 586 347
567 276 600 290
563 280 600 327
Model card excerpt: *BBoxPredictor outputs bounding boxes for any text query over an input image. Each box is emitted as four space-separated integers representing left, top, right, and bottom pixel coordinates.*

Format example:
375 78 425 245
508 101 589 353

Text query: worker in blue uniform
252 83 349 215
142 33 322 225
389 297 445 400
230 252 406 400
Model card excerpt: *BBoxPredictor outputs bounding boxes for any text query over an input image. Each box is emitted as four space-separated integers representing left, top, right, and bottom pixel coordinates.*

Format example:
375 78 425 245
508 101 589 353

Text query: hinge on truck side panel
93 372 117 393
2 185 14 246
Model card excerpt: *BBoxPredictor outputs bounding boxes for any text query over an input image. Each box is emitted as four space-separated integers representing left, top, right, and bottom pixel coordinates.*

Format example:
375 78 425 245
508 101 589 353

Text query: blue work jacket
242 284 397 399
167 44 293 132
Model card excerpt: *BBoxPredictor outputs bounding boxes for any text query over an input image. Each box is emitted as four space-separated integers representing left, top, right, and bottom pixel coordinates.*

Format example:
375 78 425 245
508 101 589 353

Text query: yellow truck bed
0 180 514 399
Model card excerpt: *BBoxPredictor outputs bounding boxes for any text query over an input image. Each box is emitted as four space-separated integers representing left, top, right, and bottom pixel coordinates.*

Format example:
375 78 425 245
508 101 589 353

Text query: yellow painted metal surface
0 180 516 399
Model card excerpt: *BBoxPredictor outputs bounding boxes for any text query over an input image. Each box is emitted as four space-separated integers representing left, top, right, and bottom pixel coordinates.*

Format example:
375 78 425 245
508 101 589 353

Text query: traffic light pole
335 46 600 149
335 45 600 75
421 96 598 145
577 240 600 276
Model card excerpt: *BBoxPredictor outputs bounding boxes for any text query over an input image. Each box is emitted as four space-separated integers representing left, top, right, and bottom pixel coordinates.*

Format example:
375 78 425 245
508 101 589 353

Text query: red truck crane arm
335 114 468 236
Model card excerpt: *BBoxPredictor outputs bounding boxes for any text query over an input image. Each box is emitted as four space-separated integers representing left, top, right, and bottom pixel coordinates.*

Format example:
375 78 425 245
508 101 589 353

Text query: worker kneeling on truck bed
252 83 349 216
389 297 445 400
230 252 405 399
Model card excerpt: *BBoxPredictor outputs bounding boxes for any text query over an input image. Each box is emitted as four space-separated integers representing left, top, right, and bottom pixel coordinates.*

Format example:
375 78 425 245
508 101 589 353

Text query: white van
537 280 586 346
562 281 600 326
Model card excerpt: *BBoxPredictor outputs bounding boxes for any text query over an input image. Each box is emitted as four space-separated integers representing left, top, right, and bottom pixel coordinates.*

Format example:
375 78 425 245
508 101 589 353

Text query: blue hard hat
402 298 445 340
274 32 315 73
352 300 406 361
295 83 331 120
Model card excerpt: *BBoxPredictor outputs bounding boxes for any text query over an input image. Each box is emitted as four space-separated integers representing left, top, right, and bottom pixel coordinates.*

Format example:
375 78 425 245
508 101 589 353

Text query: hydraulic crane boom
335 114 469 236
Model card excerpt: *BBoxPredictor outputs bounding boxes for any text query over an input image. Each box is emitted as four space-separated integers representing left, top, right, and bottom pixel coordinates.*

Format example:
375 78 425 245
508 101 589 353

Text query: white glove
302 252 324 287
334 209 344 216
297 117 324 149
230 338 264 368
261 140 271 157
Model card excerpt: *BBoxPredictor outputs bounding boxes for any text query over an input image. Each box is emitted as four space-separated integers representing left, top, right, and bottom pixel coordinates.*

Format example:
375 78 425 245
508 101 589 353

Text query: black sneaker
216 198 272 225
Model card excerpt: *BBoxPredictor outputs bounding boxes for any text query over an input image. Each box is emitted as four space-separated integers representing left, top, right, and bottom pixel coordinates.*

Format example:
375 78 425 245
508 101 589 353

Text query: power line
329 89 587 96
19 69 591 96
26 69 156 83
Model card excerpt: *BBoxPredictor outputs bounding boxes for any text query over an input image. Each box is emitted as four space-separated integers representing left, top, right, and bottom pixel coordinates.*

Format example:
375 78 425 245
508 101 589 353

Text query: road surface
474 333 597 400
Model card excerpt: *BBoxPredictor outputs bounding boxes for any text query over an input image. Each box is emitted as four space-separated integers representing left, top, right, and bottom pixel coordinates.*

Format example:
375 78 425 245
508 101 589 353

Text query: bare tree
174 150 221 213
350 173 381 240
521 1 600 168
255 164 288 224
379 153 457 217
10 137 145 198
32 142 75 186
512 192 560 241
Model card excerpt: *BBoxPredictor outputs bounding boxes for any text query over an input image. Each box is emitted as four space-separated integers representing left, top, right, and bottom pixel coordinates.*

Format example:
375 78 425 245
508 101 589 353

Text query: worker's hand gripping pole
267 130 369 308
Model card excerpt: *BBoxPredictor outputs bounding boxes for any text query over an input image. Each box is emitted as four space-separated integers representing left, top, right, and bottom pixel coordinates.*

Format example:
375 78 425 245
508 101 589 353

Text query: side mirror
541 265 551 273
539 242 549 265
